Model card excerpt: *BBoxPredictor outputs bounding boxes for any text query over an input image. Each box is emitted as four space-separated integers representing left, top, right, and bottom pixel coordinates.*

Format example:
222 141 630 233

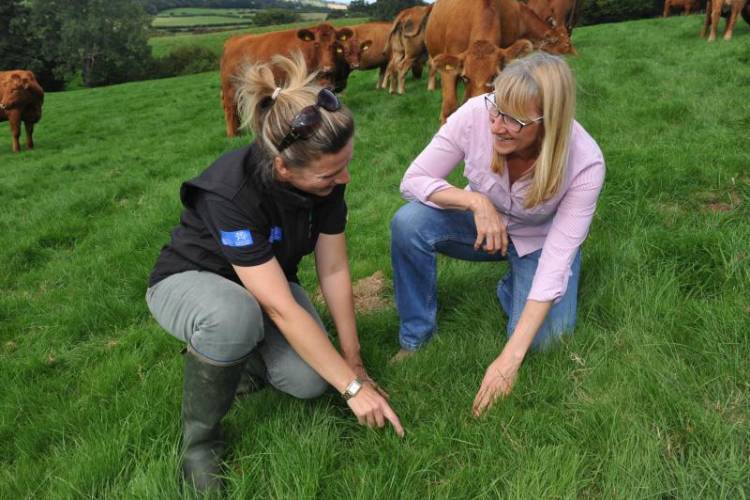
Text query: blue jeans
390 201 581 352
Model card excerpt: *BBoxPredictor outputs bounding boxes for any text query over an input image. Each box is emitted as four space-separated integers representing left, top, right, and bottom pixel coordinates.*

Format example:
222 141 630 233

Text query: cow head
334 28 372 70
538 26 576 55
432 40 534 99
0 72 43 111
297 23 340 84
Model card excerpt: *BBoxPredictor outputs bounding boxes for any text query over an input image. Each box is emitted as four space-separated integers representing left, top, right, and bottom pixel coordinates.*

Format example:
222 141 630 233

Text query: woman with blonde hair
390 51 605 415
146 53 403 494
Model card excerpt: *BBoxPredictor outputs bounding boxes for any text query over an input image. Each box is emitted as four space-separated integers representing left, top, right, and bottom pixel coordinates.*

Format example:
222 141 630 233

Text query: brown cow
346 22 393 89
663 0 700 16
526 0 558 26
220 23 353 137
383 5 432 95
548 0 585 34
426 0 534 123
701 0 748 40
0 70 44 154
517 3 576 54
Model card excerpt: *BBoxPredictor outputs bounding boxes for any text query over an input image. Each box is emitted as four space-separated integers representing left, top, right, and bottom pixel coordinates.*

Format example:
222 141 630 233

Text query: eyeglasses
484 94 543 133
277 88 341 152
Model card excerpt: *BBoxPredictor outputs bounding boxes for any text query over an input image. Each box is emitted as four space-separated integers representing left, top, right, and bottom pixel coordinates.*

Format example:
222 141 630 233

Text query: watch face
343 378 363 400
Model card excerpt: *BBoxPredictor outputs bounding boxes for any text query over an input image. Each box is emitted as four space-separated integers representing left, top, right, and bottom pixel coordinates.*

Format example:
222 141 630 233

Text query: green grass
2 14 749 498
152 15 255 29
149 17 369 57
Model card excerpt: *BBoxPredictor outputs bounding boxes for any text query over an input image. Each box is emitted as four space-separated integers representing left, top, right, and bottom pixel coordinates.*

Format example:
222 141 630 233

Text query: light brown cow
383 5 432 95
220 23 354 137
426 0 534 123
663 0 700 16
0 70 44 154
348 22 393 88
701 0 748 40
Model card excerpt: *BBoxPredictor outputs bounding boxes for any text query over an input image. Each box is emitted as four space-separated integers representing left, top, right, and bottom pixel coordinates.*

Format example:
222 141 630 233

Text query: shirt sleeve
399 102 472 207
194 192 274 268
527 155 606 303
316 184 348 235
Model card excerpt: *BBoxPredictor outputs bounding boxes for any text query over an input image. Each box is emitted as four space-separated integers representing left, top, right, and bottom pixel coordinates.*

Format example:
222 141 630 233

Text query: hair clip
271 87 282 100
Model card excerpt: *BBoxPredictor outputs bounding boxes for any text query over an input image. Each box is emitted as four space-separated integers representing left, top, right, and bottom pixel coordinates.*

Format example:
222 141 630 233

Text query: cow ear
336 28 353 41
506 39 534 60
432 53 463 73
360 40 372 52
297 29 315 42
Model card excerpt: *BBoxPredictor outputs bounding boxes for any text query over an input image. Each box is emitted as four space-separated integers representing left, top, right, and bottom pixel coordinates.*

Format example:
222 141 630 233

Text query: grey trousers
146 270 328 399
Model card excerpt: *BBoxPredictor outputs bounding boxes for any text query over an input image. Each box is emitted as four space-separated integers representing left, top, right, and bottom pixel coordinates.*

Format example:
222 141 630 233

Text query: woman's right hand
469 192 508 255
346 383 405 438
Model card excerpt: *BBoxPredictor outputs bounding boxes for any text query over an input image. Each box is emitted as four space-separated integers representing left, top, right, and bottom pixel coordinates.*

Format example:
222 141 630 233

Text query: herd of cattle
2 0 749 153
220 0 581 133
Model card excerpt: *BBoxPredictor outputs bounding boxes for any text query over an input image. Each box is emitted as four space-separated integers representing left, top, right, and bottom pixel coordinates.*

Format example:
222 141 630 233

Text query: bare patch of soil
313 271 391 314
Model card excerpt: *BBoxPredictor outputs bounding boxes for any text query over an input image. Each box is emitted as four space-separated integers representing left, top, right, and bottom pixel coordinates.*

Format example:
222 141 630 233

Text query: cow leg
220 87 240 137
438 71 459 124
700 1 711 36
427 59 437 91
412 58 424 80
24 120 34 150
708 1 721 41
387 56 402 94
376 65 386 89
397 56 414 95
663 0 670 17
724 4 743 40
8 113 21 153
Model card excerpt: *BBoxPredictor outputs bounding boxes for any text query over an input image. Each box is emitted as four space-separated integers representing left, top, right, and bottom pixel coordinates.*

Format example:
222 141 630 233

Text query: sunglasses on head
276 88 341 153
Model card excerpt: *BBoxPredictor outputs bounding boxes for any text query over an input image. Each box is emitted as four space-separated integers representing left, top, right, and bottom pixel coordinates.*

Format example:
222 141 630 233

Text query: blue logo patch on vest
269 226 283 243
220 229 253 247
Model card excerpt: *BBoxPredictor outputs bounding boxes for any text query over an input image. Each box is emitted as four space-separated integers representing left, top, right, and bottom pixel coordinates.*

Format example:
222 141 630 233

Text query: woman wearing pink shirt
390 52 605 415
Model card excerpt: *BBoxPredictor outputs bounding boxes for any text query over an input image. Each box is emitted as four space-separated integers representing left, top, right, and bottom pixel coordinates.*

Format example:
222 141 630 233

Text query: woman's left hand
346 354 390 399
472 356 520 417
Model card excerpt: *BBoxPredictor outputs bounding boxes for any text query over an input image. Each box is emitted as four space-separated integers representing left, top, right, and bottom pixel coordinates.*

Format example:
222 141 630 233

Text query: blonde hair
234 52 354 177
490 51 575 208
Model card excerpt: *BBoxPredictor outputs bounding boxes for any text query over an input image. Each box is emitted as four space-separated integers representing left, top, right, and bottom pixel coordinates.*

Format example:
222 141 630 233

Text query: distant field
152 16 254 28
152 8 328 30
158 7 256 16
149 17 369 57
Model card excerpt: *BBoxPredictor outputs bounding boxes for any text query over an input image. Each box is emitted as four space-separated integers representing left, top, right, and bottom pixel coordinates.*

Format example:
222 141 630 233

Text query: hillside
1 15 748 498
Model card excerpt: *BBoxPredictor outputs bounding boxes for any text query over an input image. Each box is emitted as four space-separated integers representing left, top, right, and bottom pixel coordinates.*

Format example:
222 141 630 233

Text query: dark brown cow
328 26 371 93
0 70 44 153
663 0 700 16
347 22 393 88
220 23 353 137
426 0 534 123
701 0 748 41
383 5 432 95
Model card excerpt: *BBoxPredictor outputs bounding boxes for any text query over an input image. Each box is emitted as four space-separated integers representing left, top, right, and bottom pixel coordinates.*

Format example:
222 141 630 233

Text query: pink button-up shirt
400 94 605 303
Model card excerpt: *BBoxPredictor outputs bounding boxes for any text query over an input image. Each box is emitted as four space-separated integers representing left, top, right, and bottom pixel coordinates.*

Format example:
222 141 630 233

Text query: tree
348 0 374 15
29 0 153 88
371 0 425 21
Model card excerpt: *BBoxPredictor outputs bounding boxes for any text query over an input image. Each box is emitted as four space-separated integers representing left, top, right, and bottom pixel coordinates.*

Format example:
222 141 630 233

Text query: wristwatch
342 378 363 400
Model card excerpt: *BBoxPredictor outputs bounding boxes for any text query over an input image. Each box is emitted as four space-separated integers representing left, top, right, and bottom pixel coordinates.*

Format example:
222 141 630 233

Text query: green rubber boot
181 350 243 495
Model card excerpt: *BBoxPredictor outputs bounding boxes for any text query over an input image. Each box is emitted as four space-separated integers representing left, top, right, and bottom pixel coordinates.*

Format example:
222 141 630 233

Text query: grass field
1 14 749 498
149 17 369 57
151 8 328 30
